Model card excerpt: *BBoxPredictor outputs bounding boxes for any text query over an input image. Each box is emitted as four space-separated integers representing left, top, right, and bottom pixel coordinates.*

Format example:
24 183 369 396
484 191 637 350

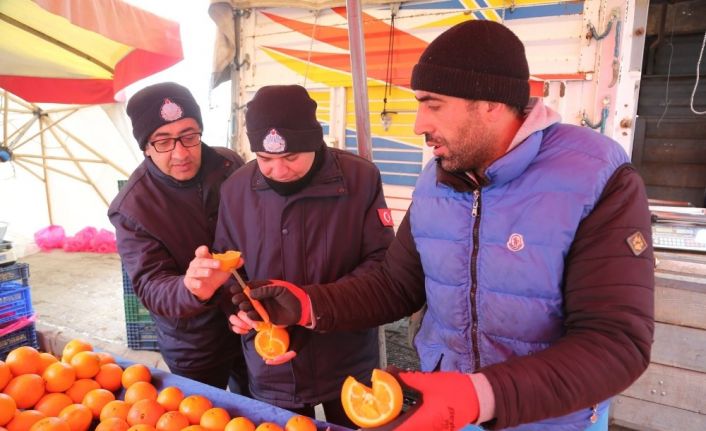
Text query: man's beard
433 125 497 174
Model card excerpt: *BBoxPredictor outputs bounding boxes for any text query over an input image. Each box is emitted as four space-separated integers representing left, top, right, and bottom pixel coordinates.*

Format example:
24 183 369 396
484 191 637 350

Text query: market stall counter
116 358 354 431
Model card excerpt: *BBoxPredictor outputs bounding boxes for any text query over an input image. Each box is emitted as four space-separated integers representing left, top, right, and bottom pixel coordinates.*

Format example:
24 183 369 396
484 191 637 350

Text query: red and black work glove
232 279 310 326
365 368 480 431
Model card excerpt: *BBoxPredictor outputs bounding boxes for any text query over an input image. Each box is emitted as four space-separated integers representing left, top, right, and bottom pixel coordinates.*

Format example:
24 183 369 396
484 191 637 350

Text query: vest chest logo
507 233 525 252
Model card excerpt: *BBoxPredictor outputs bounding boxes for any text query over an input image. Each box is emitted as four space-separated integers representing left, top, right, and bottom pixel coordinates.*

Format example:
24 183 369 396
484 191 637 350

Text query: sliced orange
340 368 403 428
212 250 241 272
253 323 289 361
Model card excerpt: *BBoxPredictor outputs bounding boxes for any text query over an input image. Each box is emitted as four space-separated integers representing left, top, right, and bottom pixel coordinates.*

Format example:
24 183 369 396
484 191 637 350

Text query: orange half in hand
253 323 290 361
341 368 403 428
212 250 241 272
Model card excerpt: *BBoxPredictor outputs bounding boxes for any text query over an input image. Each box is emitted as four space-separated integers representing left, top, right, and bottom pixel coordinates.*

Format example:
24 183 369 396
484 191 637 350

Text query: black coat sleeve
307 209 427 330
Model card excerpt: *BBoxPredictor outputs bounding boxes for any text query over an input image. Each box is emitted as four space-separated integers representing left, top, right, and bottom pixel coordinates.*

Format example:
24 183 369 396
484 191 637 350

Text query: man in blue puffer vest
228 21 655 430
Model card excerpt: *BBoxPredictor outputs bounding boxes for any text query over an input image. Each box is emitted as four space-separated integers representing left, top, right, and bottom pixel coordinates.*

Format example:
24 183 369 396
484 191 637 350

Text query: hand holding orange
212 250 242 272
253 322 290 361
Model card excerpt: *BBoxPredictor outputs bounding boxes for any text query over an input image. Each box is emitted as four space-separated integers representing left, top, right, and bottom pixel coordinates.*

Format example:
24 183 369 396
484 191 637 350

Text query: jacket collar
250 147 348 199
437 99 561 191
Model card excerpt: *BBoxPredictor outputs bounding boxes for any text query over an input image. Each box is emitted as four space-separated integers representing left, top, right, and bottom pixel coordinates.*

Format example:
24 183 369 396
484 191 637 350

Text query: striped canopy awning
0 0 183 104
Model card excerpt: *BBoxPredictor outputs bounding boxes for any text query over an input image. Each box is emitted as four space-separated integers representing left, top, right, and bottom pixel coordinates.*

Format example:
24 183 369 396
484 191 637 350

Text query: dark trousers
290 396 356 429
168 354 249 396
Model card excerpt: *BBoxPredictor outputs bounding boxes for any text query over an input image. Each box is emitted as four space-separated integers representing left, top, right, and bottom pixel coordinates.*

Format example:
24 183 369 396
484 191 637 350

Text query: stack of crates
122 267 159 351
0 262 38 359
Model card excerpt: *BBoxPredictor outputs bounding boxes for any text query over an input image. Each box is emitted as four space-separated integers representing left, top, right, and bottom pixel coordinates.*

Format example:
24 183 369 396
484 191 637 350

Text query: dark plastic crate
0 323 39 360
124 293 153 323
126 321 159 351
0 282 33 325
0 262 30 286
122 266 134 296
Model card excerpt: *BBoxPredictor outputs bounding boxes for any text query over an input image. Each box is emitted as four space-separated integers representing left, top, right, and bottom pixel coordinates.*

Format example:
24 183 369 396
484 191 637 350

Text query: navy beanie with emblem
246 85 324 154
126 82 203 150
411 20 530 109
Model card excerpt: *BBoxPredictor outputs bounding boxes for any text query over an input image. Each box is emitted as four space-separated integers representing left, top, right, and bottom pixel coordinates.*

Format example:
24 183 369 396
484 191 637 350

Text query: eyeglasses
148 132 202 153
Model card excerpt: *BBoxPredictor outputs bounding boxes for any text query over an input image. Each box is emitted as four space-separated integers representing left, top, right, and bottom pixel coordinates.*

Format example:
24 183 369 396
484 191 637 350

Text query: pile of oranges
0 339 316 431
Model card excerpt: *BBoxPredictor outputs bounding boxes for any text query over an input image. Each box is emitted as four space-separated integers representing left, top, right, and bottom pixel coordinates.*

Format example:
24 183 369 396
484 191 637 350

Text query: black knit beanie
411 20 530 109
126 82 203 150
246 85 324 154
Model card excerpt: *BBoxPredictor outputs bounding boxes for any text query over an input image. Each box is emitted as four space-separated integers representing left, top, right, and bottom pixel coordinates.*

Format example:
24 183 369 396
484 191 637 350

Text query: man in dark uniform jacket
108 82 247 392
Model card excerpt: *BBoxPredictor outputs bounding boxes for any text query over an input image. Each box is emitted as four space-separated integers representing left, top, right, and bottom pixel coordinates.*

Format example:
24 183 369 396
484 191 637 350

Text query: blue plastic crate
0 282 33 326
0 262 30 286
126 321 159 351
0 323 38 360
122 266 135 296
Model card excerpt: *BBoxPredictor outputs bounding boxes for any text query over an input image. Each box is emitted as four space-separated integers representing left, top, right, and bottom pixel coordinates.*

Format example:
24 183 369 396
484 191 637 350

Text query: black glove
232 279 311 326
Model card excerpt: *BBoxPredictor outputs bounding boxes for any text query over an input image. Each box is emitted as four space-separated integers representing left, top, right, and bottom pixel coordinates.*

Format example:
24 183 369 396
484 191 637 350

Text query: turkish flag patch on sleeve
377 208 394 227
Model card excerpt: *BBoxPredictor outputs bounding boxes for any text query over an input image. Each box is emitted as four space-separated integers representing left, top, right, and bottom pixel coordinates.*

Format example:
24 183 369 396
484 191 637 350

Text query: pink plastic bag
34 225 65 251
63 226 96 252
91 229 117 253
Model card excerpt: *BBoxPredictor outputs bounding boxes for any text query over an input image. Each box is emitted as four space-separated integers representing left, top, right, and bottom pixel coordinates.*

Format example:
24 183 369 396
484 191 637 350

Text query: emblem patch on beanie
160 98 184 122
263 128 286 153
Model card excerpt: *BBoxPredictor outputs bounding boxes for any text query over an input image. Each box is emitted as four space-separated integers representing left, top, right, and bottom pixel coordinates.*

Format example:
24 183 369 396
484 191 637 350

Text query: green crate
123 293 153 323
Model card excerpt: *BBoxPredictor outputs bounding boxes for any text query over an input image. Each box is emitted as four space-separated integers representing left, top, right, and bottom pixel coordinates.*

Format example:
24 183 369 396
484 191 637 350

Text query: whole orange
5 346 41 375
95 417 130 431
70 351 101 379
28 417 71 431
65 378 101 404
34 392 73 417
126 399 165 427
82 388 115 418
42 361 76 393
100 400 131 422
61 339 93 364
37 353 59 374
178 395 212 425
126 425 157 431
124 381 158 404
254 423 283 431
58 403 93 431
0 393 17 426
96 352 116 365
199 407 230 430
284 415 316 431
95 363 123 392
121 364 151 389
2 373 45 409
0 361 10 391
155 411 190 431
224 417 256 431
6 410 46 431
156 386 184 412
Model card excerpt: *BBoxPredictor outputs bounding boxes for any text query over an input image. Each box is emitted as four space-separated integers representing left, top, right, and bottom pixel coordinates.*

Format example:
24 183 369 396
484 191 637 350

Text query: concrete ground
20 250 167 369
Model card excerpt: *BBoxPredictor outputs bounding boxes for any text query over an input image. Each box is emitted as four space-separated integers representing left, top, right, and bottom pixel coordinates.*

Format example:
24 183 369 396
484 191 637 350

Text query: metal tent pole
346 0 373 162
